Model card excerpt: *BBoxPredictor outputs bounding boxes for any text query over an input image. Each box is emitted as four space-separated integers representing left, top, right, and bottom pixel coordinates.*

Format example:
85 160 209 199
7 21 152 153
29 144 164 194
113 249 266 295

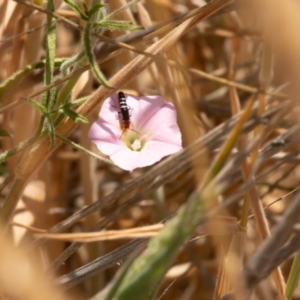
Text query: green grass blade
104 252 140 300
110 192 205 300
285 252 300 299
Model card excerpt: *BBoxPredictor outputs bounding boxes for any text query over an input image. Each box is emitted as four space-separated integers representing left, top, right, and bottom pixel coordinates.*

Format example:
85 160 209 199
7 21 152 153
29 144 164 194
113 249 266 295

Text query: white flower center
131 139 142 151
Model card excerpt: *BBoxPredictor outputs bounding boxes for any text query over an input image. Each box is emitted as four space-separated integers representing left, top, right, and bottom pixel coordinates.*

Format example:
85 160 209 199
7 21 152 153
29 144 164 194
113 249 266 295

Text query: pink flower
88 93 182 171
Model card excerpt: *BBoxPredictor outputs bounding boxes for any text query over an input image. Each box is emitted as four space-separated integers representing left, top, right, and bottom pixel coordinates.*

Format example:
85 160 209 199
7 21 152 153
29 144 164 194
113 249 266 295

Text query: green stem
56 133 114 165
0 136 39 164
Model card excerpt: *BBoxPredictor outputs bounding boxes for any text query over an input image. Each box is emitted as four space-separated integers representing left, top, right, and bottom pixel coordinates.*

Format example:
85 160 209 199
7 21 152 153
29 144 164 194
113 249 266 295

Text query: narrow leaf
80 0 89 17
0 136 38 164
111 193 205 300
60 51 86 75
27 98 48 114
88 3 106 18
70 95 90 106
61 106 89 123
0 59 64 99
51 96 89 114
63 0 88 20
42 0 56 108
104 252 139 300
83 22 112 88
56 133 114 165
285 252 300 299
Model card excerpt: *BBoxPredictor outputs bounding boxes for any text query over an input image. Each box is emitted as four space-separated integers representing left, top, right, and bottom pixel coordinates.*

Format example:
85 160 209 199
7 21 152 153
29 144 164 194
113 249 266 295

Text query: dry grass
1 0 300 299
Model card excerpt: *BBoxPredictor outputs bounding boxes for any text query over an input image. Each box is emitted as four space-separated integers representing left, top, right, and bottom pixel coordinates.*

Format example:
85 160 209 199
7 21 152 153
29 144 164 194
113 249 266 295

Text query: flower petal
97 94 121 126
88 119 123 155
140 102 182 146
88 93 182 171
140 140 182 163
130 95 167 130
110 140 182 172
109 148 144 172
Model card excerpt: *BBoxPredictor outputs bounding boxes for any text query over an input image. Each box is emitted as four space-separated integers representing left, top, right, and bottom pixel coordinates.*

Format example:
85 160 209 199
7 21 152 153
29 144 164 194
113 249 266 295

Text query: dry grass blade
36 224 164 242
40 102 286 239
243 189 300 296
52 111 300 288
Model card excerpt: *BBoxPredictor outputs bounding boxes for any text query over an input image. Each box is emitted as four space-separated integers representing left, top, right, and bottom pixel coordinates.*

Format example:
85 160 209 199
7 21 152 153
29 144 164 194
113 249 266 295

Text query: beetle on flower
88 92 182 172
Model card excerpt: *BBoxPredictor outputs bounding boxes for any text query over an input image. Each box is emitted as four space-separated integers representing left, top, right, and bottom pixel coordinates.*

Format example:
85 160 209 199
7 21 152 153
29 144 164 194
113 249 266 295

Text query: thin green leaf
54 76 80 117
0 136 39 164
63 0 88 20
88 3 106 18
93 0 107 21
83 22 112 88
0 59 64 99
42 0 56 108
80 0 89 17
53 110 66 127
0 62 43 100
285 252 300 299
95 20 143 31
61 106 89 123
104 251 140 300
70 95 90 106
27 98 48 114
56 133 114 165
49 96 89 114
60 51 86 75
36 114 46 138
